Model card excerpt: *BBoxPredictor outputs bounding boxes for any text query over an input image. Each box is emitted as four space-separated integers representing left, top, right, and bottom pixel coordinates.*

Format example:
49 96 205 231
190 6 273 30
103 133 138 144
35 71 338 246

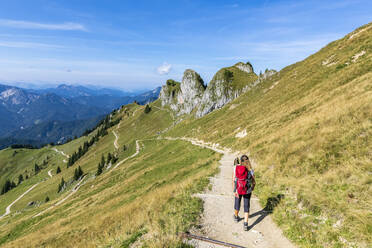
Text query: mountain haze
29 84 131 98
0 84 160 148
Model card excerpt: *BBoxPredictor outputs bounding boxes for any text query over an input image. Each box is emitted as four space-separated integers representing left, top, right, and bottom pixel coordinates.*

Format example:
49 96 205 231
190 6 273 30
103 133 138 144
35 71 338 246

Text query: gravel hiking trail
52 147 69 163
113 140 141 169
165 137 295 248
0 183 40 219
112 121 121 150
1 148 69 220
113 130 119 149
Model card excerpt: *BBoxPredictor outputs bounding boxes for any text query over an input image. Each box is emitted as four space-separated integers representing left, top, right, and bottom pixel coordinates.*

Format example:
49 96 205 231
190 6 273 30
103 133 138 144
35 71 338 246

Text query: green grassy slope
0 102 221 247
213 64 258 91
167 23 372 247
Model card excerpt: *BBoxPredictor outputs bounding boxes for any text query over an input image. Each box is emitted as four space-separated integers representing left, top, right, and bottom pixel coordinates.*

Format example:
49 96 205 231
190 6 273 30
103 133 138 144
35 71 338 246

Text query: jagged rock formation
160 62 274 118
159 70 206 115
196 62 257 117
158 79 180 111
234 62 254 73
260 69 277 80
242 68 277 93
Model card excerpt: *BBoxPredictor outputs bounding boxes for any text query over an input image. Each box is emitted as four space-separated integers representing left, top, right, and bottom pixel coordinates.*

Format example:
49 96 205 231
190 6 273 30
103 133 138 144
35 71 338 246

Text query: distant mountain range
28 84 134 98
0 84 160 149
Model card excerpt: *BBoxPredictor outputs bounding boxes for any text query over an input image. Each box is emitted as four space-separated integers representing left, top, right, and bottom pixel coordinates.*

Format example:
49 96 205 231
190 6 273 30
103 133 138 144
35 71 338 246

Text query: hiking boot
233 215 239 222
244 222 249 231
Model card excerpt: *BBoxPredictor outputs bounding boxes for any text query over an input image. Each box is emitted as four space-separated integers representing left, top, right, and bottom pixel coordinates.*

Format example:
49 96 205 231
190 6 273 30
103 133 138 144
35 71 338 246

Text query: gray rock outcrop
160 62 264 118
159 70 206 116
196 70 237 117
234 62 254 73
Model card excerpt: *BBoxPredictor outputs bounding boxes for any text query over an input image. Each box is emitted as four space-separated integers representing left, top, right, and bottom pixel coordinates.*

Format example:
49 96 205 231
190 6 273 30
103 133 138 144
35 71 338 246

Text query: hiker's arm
251 175 256 191
233 179 238 197
232 171 234 189
232 173 237 193
232 167 237 192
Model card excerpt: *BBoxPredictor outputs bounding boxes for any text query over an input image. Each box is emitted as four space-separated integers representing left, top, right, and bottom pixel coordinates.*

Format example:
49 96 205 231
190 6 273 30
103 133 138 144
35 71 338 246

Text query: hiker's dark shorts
234 193 252 213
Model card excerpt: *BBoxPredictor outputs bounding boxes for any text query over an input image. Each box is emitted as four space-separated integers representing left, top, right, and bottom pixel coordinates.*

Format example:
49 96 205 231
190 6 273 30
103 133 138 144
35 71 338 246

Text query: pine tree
58 177 65 193
112 154 118 163
74 168 78 180
34 163 40 174
101 154 106 167
144 104 151 114
18 174 24 185
96 162 103 176
78 146 83 158
74 166 84 181
1 179 16 195
67 157 72 168
107 152 112 163
78 166 83 178
45 196 50 202
56 166 61 174
1 180 10 195
123 145 127 151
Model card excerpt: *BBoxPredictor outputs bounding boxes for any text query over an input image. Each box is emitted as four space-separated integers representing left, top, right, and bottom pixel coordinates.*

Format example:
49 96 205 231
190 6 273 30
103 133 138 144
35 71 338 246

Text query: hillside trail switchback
51 147 69 163
112 120 121 150
0 183 40 219
165 137 295 248
1 148 64 219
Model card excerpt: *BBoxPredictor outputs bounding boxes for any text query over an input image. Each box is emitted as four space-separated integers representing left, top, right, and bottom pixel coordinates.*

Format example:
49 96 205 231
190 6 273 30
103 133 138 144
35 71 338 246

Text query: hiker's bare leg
234 209 239 217
244 212 249 223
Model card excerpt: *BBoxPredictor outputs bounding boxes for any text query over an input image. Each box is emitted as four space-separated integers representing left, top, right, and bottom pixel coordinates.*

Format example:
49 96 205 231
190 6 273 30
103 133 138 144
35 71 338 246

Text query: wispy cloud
0 41 64 49
157 62 172 75
0 19 87 31
237 37 341 54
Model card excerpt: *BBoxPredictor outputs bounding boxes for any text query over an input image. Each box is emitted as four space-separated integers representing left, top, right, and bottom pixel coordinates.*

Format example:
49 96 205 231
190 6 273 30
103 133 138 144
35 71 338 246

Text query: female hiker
233 155 256 231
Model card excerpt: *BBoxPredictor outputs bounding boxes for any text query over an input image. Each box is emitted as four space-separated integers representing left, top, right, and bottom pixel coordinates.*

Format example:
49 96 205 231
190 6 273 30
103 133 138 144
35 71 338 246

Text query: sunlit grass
167 22 372 247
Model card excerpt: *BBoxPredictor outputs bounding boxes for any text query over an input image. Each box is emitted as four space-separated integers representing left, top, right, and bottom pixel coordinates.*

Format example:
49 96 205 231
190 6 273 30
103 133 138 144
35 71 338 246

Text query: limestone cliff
159 62 273 118
158 79 180 111
159 70 206 115
196 62 258 117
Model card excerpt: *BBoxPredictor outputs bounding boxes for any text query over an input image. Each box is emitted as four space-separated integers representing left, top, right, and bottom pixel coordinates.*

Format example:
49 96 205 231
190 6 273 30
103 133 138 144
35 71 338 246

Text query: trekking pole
181 232 247 248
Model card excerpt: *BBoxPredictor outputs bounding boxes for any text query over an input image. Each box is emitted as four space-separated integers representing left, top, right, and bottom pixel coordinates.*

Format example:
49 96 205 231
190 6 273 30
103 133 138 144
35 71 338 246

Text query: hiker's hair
234 157 240 165
241 155 252 171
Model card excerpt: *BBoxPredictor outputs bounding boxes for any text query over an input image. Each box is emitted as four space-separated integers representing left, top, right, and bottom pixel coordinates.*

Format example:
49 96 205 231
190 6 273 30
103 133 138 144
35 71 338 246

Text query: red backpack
235 165 252 195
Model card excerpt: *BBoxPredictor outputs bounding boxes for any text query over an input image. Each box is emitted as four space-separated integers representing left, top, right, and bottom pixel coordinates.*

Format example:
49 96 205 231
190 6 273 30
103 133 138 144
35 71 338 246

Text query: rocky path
52 147 69 163
0 183 40 219
1 147 70 220
35 138 142 217
112 121 121 150
113 130 119 149
165 137 295 248
113 140 141 169
34 120 141 218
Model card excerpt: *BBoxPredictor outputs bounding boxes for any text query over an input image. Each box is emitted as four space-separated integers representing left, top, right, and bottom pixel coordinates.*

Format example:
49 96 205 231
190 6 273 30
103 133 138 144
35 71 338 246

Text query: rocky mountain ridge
159 62 276 117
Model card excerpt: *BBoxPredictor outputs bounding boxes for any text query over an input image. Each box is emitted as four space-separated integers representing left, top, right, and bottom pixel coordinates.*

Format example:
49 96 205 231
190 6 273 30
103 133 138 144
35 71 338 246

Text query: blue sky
0 0 371 90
